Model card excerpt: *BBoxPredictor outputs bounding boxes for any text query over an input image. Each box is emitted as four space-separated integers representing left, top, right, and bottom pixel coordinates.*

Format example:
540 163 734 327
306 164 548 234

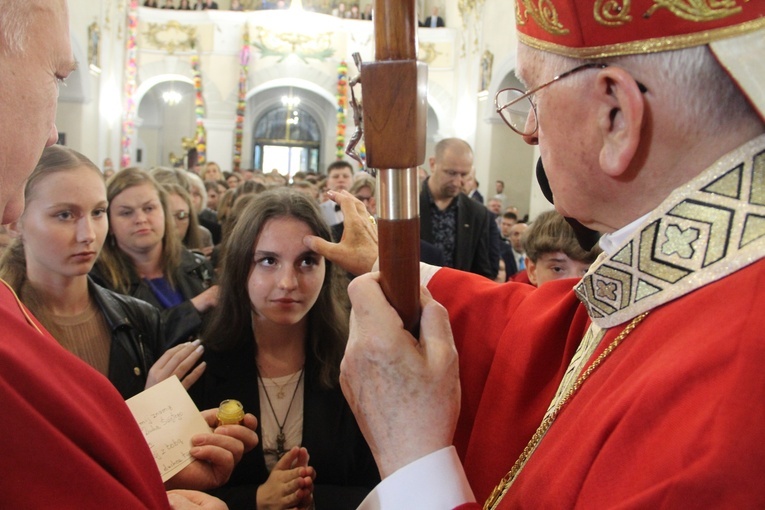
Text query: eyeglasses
173 211 190 221
495 63 607 136
495 63 648 137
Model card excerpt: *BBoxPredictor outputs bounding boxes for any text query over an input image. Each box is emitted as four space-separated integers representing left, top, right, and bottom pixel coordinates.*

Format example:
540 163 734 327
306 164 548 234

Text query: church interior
61 0 546 218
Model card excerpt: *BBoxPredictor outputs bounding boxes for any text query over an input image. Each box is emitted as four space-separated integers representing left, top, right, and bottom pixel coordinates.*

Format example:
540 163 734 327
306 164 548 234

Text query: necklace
258 369 302 399
258 367 304 459
484 312 649 510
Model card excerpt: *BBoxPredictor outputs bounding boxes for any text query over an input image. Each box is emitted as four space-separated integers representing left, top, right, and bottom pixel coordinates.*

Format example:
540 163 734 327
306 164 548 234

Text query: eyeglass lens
496 89 535 135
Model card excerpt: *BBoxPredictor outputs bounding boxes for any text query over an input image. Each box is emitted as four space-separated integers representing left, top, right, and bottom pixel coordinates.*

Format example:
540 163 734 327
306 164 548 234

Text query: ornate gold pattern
644 0 743 22
458 0 486 55
594 0 633 26
516 0 570 35
143 20 197 54
518 16 765 58
417 42 440 64
251 26 334 62
575 136 765 329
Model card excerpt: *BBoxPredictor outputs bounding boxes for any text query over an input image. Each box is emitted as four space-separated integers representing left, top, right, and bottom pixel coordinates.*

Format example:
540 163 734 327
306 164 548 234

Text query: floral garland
233 25 250 173
191 53 207 165
120 0 139 169
336 60 348 160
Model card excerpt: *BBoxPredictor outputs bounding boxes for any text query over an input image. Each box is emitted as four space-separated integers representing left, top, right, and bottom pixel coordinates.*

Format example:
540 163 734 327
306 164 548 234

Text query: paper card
126 375 211 482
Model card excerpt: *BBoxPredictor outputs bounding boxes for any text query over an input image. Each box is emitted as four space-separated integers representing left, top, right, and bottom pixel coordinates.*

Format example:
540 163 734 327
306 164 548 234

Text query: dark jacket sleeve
462 197 495 280
90 254 208 349
90 280 165 399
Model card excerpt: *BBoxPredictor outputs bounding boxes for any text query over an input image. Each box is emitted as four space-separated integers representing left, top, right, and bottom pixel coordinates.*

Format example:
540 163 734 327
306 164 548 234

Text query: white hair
526 44 755 140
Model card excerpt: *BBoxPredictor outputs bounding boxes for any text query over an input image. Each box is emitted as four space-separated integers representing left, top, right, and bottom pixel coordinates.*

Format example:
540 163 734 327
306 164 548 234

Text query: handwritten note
126 376 210 482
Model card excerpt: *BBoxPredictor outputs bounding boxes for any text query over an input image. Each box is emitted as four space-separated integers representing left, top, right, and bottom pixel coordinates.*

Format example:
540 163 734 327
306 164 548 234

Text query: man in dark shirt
420 138 494 279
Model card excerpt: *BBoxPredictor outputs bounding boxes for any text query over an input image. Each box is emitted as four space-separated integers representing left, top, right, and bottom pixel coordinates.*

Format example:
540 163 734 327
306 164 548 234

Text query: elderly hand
145 340 206 391
165 409 258 491
304 190 378 276
340 273 461 478
256 446 316 510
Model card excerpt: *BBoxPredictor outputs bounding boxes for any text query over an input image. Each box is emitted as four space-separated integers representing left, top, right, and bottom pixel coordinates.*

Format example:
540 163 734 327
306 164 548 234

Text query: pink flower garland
336 60 348 160
233 26 250 173
120 0 139 169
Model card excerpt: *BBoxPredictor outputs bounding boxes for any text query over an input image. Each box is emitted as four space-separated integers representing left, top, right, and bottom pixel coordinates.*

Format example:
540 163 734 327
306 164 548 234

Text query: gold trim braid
0 278 43 335
483 312 650 510
518 16 765 59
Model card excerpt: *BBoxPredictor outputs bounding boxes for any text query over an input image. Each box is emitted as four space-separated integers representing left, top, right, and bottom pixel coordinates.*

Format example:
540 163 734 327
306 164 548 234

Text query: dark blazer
424 15 445 27
91 248 213 348
189 342 380 510
89 278 163 399
420 179 495 279
500 241 518 275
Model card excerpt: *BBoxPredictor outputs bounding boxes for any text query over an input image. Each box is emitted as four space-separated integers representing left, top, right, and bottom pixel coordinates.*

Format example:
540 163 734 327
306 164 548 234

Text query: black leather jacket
89 278 163 399
91 249 213 349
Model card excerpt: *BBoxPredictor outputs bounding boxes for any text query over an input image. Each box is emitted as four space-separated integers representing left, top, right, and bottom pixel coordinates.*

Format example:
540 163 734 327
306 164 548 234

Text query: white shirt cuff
370 261 440 287
420 262 441 287
357 446 475 510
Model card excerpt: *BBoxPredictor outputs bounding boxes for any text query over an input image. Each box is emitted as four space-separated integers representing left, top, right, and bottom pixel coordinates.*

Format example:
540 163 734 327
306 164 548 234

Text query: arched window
252 101 321 178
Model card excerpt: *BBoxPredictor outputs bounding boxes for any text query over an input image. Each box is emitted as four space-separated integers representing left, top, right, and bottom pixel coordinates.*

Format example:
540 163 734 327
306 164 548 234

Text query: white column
203 117 236 172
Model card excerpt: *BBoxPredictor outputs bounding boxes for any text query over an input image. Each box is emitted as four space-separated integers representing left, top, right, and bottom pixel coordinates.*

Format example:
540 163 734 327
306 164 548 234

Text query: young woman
0 146 205 398
164 182 215 259
91 167 218 347
189 188 379 509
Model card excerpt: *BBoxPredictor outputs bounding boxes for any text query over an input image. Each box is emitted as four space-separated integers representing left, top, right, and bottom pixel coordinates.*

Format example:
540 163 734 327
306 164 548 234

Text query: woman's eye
258 257 277 267
300 256 319 267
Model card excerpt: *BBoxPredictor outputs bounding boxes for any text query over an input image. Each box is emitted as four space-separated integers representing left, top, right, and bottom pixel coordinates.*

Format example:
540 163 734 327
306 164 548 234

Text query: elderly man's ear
595 67 646 178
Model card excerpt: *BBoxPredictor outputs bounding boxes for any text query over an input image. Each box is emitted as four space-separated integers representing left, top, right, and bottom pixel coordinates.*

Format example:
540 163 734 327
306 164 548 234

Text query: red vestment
434 267 765 508
0 282 171 509
435 136 765 508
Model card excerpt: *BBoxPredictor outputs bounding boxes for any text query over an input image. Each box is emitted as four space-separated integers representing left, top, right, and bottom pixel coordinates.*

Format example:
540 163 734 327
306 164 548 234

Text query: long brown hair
95 167 183 293
0 145 104 327
204 188 349 389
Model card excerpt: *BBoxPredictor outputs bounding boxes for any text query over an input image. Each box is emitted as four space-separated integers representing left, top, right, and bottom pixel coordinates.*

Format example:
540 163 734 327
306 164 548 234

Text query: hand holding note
126 376 211 482
127 376 259 490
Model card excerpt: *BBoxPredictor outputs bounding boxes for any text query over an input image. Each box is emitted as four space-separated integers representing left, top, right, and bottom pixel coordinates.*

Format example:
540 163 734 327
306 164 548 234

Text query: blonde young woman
91 167 218 347
0 146 205 398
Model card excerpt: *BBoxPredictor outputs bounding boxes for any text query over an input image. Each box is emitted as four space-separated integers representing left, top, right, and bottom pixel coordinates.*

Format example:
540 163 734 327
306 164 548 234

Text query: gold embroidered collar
575 134 765 328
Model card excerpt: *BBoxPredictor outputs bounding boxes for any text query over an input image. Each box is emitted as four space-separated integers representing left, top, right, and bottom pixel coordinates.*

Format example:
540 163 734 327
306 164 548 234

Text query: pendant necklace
258 367 304 459
267 369 301 399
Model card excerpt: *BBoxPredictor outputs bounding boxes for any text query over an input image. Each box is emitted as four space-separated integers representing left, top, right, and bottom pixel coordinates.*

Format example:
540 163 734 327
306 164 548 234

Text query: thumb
418 288 457 361
303 234 336 258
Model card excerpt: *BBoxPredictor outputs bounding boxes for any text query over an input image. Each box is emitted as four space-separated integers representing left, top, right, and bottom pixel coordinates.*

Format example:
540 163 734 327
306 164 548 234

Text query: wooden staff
357 0 427 333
